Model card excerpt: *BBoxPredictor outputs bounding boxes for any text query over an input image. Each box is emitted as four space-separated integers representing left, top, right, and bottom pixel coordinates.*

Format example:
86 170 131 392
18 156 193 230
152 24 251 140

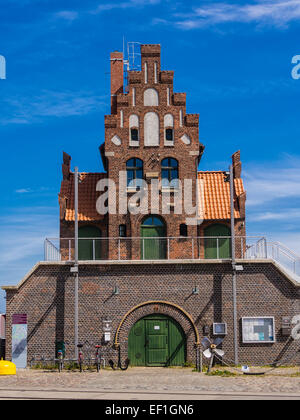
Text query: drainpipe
230 164 239 365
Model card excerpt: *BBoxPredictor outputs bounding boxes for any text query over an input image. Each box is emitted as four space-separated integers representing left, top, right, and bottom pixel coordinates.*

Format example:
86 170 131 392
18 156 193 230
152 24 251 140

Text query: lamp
113 286 120 295
192 286 199 295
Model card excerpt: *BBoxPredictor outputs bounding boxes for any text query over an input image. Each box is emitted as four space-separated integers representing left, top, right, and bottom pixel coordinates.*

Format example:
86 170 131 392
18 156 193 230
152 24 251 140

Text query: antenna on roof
123 40 141 91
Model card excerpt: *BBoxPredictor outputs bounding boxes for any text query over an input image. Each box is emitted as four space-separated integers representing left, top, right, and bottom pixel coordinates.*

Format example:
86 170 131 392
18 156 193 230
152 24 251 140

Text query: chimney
110 51 124 115
232 150 242 178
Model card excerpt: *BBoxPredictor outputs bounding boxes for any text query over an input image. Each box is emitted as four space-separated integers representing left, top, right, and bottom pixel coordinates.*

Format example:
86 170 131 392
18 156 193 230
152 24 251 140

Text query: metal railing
44 235 264 260
43 236 300 278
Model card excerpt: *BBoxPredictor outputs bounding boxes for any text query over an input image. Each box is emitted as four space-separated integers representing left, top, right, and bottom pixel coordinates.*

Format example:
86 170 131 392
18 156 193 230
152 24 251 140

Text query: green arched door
128 314 186 367
141 216 167 260
78 226 102 260
204 224 231 259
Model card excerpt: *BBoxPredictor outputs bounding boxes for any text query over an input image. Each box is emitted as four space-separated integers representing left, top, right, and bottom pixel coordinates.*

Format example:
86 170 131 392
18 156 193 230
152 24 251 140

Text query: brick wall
4 261 300 366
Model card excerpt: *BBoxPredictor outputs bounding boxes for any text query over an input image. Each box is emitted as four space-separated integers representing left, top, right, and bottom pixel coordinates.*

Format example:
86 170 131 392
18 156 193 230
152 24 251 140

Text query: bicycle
77 344 84 372
57 350 64 373
95 345 102 372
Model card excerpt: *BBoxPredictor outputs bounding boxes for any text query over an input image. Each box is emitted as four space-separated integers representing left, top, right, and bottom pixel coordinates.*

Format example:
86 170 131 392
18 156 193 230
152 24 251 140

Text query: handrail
43 236 300 279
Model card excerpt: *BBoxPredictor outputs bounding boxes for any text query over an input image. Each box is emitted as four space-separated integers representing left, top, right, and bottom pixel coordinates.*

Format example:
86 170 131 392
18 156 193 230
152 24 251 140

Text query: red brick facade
3 261 300 366
58 44 246 260
5 45 297 369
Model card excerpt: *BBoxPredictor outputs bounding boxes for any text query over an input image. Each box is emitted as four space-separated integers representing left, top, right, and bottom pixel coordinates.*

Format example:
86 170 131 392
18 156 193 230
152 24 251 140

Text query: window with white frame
129 114 140 146
164 113 174 146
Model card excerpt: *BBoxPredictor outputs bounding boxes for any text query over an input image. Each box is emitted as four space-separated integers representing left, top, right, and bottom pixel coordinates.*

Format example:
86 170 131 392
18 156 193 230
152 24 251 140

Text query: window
161 158 179 188
119 224 127 238
126 158 143 188
129 114 140 146
165 129 173 142
164 114 174 146
242 317 275 343
180 224 188 237
131 128 139 142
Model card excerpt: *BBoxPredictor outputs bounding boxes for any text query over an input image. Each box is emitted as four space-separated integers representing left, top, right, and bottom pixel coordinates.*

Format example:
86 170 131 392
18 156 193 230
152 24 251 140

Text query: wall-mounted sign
242 317 275 343
103 320 112 332
213 323 227 335
12 314 28 368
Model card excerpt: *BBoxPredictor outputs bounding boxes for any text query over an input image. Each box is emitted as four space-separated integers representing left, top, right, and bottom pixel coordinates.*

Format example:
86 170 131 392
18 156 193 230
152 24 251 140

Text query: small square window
165 129 173 141
180 224 188 237
131 129 139 142
119 225 127 238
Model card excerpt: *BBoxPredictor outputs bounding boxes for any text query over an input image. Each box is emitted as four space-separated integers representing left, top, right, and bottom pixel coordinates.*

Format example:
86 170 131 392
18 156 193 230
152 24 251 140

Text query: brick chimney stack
110 51 124 114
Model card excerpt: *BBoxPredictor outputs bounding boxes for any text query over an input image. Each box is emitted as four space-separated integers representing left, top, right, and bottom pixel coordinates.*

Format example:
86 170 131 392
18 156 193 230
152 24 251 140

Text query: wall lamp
192 286 199 295
113 286 120 295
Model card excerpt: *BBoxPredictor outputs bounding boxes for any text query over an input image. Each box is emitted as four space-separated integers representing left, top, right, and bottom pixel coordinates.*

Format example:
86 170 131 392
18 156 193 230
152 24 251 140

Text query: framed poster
242 317 275 343
12 314 28 368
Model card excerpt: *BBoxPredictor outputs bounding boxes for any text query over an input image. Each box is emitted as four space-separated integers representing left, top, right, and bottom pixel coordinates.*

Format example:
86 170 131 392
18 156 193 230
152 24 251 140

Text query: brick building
2 44 300 368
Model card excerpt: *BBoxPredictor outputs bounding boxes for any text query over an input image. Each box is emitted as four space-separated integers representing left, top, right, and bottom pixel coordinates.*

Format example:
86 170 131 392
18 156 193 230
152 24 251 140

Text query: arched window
126 158 143 188
164 114 174 145
161 158 179 188
129 114 139 145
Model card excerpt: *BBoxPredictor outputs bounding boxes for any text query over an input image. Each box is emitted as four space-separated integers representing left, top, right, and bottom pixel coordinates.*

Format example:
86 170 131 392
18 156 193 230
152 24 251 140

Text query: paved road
0 387 300 400
0 367 300 400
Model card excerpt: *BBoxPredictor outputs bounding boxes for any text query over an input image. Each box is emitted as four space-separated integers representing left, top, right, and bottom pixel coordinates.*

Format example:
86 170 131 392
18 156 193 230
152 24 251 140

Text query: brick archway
114 301 200 361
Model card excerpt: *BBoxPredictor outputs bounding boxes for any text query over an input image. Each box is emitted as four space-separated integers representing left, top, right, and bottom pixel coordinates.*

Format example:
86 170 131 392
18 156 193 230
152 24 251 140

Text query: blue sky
1 0 300 311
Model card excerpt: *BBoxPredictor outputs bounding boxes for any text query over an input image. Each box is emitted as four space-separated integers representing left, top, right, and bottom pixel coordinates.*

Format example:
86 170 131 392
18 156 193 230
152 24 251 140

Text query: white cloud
15 188 32 194
168 0 300 30
91 0 161 14
244 157 300 206
250 209 300 221
0 207 58 266
55 11 79 22
245 155 300 256
0 90 106 125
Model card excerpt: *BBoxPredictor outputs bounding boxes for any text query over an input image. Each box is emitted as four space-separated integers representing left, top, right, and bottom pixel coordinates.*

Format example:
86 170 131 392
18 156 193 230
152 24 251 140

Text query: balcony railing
43 236 300 279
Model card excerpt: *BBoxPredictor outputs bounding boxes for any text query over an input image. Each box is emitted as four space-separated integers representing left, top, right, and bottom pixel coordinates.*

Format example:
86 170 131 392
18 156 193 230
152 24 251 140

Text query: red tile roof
59 171 246 222
198 171 245 220
59 173 106 222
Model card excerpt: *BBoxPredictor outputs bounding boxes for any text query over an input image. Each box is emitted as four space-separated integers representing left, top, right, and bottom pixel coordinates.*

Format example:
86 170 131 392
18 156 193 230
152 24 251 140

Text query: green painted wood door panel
167 318 186 366
78 226 102 261
146 319 168 366
128 319 146 366
128 315 186 367
204 224 231 259
141 227 167 260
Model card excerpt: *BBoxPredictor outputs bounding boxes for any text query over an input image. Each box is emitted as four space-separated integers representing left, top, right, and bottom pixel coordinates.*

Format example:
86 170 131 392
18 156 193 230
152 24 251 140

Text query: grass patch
206 369 237 377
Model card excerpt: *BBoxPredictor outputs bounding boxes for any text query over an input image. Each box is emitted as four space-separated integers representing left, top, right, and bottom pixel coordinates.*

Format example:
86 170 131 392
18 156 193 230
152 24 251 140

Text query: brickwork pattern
4 262 300 366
